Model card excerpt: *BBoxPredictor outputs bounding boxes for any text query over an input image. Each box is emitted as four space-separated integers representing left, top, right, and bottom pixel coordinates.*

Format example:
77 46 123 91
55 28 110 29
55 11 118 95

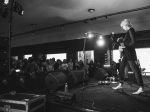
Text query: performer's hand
119 46 123 52
120 43 125 48
120 46 125 48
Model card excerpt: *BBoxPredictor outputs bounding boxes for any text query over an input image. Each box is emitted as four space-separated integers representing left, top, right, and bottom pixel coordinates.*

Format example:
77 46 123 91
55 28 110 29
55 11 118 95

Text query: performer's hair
120 19 133 27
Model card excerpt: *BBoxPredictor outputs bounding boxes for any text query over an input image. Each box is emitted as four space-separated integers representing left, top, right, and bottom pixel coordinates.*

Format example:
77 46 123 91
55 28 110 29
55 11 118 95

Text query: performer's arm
124 28 135 48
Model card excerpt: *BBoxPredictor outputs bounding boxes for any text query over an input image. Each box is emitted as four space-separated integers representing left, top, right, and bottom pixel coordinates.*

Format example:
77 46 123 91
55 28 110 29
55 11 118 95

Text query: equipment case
0 93 45 112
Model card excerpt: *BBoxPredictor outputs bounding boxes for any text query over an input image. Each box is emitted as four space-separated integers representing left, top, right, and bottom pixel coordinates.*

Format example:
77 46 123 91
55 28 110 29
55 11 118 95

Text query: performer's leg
112 56 127 90
128 61 145 94
119 56 127 82
124 65 129 79
128 61 143 86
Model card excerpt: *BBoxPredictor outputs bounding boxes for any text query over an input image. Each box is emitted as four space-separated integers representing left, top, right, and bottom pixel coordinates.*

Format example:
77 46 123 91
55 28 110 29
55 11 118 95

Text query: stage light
4 0 9 5
98 35 103 39
104 64 111 67
97 38 105 46
13 1 24 16
18 8 24 16
105 16 108 20
0 0 9 5
84 32 94 38
15 69 20 72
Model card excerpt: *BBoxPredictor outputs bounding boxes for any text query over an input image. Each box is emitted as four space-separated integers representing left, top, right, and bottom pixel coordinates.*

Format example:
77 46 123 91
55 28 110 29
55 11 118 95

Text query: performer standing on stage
112 19 145 95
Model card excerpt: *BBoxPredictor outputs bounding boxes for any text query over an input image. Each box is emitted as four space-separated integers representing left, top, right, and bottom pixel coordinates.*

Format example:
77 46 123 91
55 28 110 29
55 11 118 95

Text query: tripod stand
77 38 98 91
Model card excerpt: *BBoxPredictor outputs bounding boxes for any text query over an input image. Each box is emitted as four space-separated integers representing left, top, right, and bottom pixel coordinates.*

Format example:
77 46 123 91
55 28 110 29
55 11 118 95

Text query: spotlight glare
15 69 20 72
13 1 24 16
4 0 9 5
98 35 103 39
88 33 94 38
19 9 24 16
0 0 9 5
97 39 105 46
84 32 94 38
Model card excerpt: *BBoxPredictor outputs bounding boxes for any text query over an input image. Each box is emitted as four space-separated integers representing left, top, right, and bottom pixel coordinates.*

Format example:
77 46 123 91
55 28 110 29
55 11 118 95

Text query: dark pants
119 55 143 86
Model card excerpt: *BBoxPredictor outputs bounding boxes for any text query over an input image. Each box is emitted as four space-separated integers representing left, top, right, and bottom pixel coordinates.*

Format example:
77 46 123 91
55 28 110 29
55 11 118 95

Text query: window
78 50 94 63
46 53 66 61
113 48 150 75
24 54 32 60
12 56 18 60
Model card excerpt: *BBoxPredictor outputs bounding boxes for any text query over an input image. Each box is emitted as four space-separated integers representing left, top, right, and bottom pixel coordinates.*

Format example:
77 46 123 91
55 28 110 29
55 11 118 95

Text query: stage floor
46 76 150 112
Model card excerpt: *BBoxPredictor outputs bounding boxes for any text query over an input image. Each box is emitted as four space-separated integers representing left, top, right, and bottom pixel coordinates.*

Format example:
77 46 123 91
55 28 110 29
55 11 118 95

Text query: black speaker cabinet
0 62 8 72
68 70 89 85
0 77 20 95
0 50 8 60
94 68 109 80
0 38 8 47
45 72 68 91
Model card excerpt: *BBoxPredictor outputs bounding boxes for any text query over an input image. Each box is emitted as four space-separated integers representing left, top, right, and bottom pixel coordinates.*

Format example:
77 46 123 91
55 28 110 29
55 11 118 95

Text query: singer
112 19 145 95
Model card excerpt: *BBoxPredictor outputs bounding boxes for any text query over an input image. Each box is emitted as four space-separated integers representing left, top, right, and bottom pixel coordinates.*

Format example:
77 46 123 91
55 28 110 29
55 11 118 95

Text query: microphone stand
81 38 87 90
8 0 15 75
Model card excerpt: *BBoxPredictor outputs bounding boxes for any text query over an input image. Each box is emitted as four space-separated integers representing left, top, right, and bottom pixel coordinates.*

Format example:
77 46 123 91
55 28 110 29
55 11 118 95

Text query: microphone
111 32 114 38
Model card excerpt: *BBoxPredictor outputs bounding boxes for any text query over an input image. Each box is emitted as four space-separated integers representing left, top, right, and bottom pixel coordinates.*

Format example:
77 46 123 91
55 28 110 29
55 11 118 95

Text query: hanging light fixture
0 0 9 5
84 32 95 38
13 1 24 16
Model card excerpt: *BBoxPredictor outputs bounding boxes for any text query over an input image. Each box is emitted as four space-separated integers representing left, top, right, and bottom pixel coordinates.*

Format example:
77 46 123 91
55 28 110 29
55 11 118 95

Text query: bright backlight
97 39 105 46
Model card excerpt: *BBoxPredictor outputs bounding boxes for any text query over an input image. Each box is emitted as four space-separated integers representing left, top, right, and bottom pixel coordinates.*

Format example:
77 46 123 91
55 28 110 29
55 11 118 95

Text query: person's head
120 19 133 31
63 59 66 63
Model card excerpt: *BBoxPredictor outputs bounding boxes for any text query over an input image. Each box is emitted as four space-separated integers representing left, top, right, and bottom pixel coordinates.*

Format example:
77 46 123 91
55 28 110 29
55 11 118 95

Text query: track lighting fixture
0 0 9 5
105 16 108 20
13 1 24 16
31 32 34 35
84 20 88 23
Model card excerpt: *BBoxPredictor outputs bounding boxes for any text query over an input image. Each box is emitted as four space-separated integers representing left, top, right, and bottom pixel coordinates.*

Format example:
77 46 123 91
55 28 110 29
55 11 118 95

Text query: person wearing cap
112 19 145 95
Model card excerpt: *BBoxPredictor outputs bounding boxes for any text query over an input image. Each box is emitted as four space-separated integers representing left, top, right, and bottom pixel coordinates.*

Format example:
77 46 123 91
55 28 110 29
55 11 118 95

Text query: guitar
111 32 125 59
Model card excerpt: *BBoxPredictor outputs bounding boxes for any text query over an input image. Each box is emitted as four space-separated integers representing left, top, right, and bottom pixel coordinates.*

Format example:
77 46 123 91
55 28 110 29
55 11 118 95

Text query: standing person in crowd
46 59 54 72
54 59 60 71
112 19 145 95
88 60 94 78
74 60 80 70
79 60 84 70
68 58 73 71
61 59 68 71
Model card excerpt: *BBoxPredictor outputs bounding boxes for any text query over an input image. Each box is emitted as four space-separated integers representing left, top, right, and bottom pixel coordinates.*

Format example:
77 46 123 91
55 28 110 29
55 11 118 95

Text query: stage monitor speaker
15 72 47 93
68 70 89 85
45 72 68 91
0 77 20 94
94 68 109 80
55 91 76 105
